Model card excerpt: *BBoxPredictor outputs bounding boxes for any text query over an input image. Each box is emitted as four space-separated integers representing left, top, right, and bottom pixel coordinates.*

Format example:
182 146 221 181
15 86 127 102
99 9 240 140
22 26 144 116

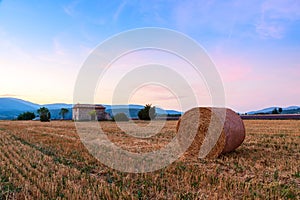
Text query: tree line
17 107 69 122
17 104 158 122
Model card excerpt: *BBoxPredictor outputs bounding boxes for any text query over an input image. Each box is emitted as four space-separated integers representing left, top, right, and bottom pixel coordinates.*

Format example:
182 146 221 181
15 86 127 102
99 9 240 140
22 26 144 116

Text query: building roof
73 104 105 109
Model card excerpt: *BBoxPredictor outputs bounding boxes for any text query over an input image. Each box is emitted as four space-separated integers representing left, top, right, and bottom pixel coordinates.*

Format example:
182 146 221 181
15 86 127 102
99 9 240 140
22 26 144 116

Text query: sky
0 0 300 113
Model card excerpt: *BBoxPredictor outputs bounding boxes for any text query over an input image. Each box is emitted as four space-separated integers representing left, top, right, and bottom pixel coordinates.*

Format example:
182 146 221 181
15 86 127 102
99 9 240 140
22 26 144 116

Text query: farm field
0 120 299 199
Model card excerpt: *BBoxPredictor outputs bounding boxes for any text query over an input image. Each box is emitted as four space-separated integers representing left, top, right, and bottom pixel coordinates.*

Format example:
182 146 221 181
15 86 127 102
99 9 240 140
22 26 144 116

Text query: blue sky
0 0 300 112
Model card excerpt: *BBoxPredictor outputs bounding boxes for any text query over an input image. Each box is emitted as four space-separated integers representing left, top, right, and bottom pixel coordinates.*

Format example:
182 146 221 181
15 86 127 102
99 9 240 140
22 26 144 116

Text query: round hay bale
176 107 245 159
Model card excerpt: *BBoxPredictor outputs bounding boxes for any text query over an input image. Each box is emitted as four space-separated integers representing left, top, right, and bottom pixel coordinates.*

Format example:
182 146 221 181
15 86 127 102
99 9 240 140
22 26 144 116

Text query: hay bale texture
176 107 245 159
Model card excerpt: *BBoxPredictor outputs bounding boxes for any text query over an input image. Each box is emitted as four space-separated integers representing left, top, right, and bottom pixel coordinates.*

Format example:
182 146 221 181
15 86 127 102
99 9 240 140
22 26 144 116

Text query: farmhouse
72 104 109 121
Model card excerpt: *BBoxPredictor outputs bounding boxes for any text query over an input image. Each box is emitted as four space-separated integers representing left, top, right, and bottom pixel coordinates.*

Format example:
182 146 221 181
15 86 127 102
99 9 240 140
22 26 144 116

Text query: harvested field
241 114 300 120
0 120 299 199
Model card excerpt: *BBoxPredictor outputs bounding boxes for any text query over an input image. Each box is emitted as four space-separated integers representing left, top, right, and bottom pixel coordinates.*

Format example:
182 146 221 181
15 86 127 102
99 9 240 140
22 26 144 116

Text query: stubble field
0 120 299 199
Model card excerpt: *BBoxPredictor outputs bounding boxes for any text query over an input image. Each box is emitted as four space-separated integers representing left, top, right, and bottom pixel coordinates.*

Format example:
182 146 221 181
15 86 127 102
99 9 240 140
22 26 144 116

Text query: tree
272 108 279 114
278 107 283 113
89 110 96 121
17 112 35 120
113 113 129 121
138 104 156 120
59 108 69 120
37 107 51 122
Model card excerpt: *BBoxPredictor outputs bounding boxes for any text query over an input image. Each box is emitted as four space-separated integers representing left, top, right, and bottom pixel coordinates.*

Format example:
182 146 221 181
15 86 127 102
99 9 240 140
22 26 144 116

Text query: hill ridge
0 97 182 120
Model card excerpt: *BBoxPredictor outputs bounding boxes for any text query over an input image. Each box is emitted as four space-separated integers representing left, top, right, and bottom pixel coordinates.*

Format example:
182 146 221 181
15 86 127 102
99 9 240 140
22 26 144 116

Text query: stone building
72 104 109 121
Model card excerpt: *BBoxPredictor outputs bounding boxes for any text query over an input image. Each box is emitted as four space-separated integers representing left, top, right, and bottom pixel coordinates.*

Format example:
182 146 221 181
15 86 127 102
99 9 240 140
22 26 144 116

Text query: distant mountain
0 98 73 120
248 106 300 115
164 109 183 115
104 104 144 110
284 106 300 110
0 98 182 120
105 105 182 119
281 108 300 114
0 98 39 119
247 107 276 114
0 98 39 111
1 97 298 120
46 108 73 120
42 103 73 110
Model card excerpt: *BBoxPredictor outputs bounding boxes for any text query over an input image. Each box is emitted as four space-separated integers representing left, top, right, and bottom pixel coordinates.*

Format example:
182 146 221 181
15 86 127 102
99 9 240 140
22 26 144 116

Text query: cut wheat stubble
176 107 246 159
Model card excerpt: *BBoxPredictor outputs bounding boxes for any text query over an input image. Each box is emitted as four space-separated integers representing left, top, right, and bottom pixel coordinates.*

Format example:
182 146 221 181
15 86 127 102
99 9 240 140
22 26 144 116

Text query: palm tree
59 108 69 120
